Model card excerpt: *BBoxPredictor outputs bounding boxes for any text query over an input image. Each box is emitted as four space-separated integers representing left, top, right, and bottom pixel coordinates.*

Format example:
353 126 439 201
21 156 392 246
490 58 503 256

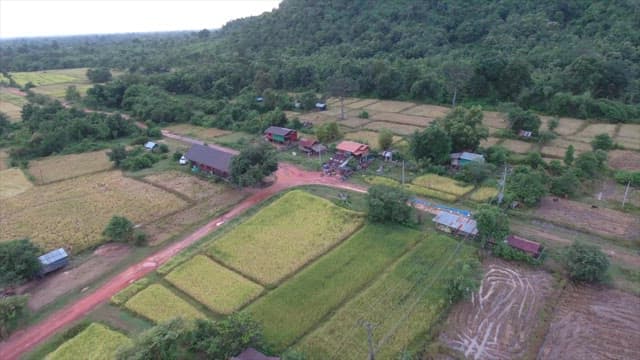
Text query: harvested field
439 260 555 359
538 285 640 360
363 176 458 202
553 117 585 136
572 123 617 139
10 68 88 87
124 284 205 323
0 89 28 106
469 186 499 202
45 323 130 360
363 100 416 113
0 100 22 121
344 131 401 150
480 137 502 148
32 84 93 100
594 179 640 208
0 171 188 253
482 111 508 129
370 112 433 127
401 104 449 118
548 138 591 152
412 174 474 196
143 171 226 201
166 255 263 315
298 234 476 359
617 137 640 151
297 112 334 125
327 97 362 106
0 150 9 170
345 99 379 109
365 121 421 135
209 190 364 286
27 150 112 184
0 168 33 198
608 150 640 171
164 124 231 142
339 117 372 128
617 124 640 139
501 139 534 154
248 224 421 351
541 146 570 158
535 197 640 241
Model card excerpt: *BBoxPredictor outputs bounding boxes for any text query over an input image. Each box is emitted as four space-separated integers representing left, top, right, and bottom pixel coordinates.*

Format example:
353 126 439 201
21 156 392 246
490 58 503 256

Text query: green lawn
208 190 364 286
246 224 422 351
45 323 130 360
297 233 477 359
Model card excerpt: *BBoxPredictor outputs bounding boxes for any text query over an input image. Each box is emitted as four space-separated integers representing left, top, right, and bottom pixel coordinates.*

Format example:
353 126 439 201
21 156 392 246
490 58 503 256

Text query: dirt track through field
538 285 640 360
440 260 554 359
0 158 366 359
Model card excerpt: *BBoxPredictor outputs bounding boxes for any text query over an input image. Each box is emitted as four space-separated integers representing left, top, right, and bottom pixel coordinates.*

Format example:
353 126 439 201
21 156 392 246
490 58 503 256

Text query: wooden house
298 138 327 154
264 126 298 144
184 144 235 178
336 140 369 158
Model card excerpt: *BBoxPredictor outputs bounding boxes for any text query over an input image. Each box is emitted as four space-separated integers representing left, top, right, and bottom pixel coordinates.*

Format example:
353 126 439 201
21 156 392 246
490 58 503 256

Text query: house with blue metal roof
450 152 485 167
38 248 69 276
433 211 478 238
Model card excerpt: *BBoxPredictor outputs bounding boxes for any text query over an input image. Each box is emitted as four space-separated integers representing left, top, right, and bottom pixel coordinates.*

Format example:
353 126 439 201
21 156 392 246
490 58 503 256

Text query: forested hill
2 0 640 121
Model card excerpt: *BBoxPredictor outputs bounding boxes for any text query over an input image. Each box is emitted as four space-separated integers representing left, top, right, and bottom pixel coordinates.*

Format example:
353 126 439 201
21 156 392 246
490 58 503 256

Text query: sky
0 0 282 39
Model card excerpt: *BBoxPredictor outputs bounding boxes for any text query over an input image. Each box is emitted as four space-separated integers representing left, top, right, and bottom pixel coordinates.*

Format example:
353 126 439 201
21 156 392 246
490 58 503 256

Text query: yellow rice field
401 104 449 118
10 68 89 87
27 150 113 184
0 168 33 199
501 139 534 154
124 284 206 323
45 323 130 360
363 100 416 113
469 186 499 202
365 121 421 135
412 174 474 196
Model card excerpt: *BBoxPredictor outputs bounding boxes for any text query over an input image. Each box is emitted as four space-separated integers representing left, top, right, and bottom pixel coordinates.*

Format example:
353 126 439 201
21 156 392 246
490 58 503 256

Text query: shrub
103 216 134 243
446 259 481 304
591 133 614 151
492 242 540 265
0 239 41 287
0 295 29 339
563 242 609 283
359 111 369 119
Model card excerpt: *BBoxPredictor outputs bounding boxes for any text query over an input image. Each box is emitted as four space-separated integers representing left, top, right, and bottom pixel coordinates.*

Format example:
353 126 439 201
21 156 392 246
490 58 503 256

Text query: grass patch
212 132 258 150
469 186 499 202
365 121 421 136
124 284 206 323
247 224 422 351
208 190 364 286
298 233 476 359
344 130 402 150
412 174 474 197
164 124 231 142
165 255 263 314
10 68 88 87
0 168 33 198
27 150 113 184
45 323 130 360
363 175 458 202
32 84 93 100
110 278 151 306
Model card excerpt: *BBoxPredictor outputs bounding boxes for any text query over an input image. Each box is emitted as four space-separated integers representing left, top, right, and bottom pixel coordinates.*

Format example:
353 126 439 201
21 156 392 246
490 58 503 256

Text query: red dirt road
0 163 365 360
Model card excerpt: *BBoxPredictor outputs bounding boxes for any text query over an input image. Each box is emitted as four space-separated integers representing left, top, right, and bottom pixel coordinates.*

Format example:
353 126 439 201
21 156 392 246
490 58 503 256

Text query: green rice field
45 323 130 360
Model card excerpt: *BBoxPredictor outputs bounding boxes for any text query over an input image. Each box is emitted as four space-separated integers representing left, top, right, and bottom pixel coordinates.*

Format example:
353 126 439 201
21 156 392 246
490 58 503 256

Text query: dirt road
0 162 365 359
161 129 240 154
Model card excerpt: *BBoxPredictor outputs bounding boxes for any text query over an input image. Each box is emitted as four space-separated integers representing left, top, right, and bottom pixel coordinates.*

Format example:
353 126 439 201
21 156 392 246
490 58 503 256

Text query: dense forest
1 0 639 123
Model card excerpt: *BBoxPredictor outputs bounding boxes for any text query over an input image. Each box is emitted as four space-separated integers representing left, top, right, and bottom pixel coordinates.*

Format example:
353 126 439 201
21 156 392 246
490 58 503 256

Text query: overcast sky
0 0 281 39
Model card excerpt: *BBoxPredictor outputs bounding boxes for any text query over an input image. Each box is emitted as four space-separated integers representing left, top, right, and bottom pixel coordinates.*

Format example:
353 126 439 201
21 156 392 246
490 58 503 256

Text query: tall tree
378 129 393 151
442 62 473 106
439 106 489 152
475 205 510 245
0 239 41 287
367 185 412 224
564 242 609 283
230 143 278 187
410 124 452 165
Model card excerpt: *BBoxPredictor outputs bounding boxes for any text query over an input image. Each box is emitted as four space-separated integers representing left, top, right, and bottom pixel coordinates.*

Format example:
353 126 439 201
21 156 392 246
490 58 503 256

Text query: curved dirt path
0 162 365 360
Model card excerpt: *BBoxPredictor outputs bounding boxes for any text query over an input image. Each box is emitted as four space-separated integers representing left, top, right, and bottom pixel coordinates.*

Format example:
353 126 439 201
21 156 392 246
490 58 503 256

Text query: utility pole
401 160 405 185
497 164 508 205
622 180 631 208
359 320 377 360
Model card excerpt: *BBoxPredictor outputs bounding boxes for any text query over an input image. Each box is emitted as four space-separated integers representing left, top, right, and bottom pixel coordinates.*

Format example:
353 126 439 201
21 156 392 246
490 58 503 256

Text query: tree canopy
410 124 451 165
230 143 278 186
367 184 412 224
563 242 610 283
0 239 41 287
439 106 488 152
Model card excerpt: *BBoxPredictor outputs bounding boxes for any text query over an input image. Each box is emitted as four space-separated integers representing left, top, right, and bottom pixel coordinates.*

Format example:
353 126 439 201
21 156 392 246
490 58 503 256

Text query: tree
564 145 575 166
564 242 609 283
187 313 264 359
378 129 393 150
103 216 134 243
485 145 509 165
367 185 412 224
507 107 541 136
591 133 614 151
525 151 544 169
475 205 510 244
457 161 496 184
439 106 489 152
442 62 473 106
0 239 41 287
548 117 560 132
0 295 29 339
117 318 187 360
506 166 548 206
298 92 317 111
107 145 127 167
575 151 605 178
410 124 452 165
86 67 112 83
550 169 581 197
446 259 481 304
315 122 341 143
64 85 81 102
230 143 278 187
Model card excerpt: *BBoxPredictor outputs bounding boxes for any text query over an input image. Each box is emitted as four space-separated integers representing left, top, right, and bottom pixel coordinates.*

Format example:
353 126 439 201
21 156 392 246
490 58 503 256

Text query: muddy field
608 150 640 171
535 197 640 241
538 285 640 360
439 260 555 359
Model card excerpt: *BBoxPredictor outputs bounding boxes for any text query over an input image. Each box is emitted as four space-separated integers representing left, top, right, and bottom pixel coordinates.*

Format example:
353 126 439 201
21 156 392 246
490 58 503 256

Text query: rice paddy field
208 190 364 286
345 98 380 109
32 84 93 100
569 123 618 140
10 68 89 87
0 150 9 170
365 121 421 135
110 278 151 306
45 323 130 360
143 171 229 201
343 131 402 150
0 171 188 253
0 168 33 198
163 124 231 142
0 98 23 121
27 150 113 184
370 112 433 127
469 186 499 202
363 100 416 113
401 104 449 118
553 117 585 136
362 176 458 202
412 174 474 197
297 234 476 359
124 284 206 323
500 139 534 154
247 224 422 351
340 117 372 128
165 255 263 314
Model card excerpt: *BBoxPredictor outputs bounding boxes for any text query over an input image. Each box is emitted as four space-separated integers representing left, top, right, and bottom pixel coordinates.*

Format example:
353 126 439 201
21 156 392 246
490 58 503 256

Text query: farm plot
1 89 28 106
469 186 499 202
297 112 335 126
27 150 113 184
538 285 640 360
0 100 22 121
345 98 380 109
298 234 476 359
247 224 421 351
501 139 534 154
370 112 432 127
344 131 402 150
617 124 640 140
402 104 449 118
0 149 9 170
124 284 206 323
45 323 131 360
32 83 93 100
365 121 421 136
616 137 640 151
363 100 416 113
608 150 640 171
0 168 33 198
553 117 585 136
535 197 640 241
0 171 188 253
482 111 508 129
208 190 364 286
143 171 227 201
339 116 372 128
164 124 231 143
569 123 617 141
363 176 457 202
412 174 474 197
439 260 555 359
166 255 263 315
10 68 88 87
480 137 502 148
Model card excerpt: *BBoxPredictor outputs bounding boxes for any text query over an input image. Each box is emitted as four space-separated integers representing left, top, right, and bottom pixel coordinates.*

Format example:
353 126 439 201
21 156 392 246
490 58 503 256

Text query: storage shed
336 140 370 157
433 212 478 238
315 102 327 111
264 126 298 144
184 144 235 178
38 248 69 276
144 141 158 151
506 235 543 259
450 152 485 167
298 138 327 154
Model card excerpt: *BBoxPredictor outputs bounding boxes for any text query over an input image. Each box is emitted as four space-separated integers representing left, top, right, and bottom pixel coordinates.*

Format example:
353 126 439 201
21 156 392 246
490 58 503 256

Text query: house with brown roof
298 138 327 154
230 348 279 360
336 140 369 157
184 144 235 178
506 235 544 259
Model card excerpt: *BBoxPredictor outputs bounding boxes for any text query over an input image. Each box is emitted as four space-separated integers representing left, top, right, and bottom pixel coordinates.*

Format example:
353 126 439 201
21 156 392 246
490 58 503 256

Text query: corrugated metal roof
231 348 280 360
336 141 369 155
460 152 484 161
507 235 542 254
264 126 295 137
144 141 157 149
433 212 478 235
38 248 68 266
184 144 235 173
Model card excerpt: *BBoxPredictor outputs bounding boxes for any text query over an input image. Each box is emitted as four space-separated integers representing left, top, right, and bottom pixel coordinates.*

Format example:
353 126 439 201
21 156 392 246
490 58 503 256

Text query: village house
263 126 298 144
230 348 279 360
298 138 327 155
38 248 69 276
335 140 370 158
433 212 478 238
450 152 485 167
506 235 544 259
184 144 235 178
